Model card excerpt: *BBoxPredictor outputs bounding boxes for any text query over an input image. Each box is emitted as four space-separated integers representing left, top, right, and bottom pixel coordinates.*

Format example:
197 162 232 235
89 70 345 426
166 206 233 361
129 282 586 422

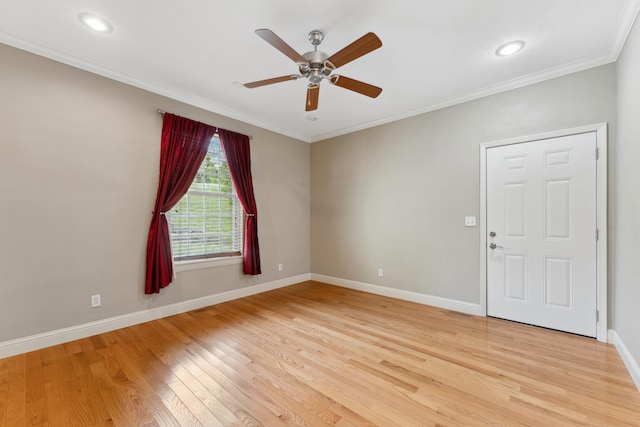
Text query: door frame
479 123 608 342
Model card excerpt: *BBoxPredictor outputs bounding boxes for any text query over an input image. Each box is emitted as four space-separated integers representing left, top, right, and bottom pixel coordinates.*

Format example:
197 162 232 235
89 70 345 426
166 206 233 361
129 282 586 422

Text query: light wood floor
1 281 639 426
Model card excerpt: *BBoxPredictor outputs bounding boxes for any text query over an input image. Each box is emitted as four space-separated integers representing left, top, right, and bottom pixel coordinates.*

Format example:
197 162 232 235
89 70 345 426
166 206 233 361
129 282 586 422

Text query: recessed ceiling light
496 40 525 57
78 13 113 33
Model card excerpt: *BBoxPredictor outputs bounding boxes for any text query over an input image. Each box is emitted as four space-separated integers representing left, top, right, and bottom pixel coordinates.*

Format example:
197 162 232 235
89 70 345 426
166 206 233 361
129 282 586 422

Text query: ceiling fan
244 29 383 111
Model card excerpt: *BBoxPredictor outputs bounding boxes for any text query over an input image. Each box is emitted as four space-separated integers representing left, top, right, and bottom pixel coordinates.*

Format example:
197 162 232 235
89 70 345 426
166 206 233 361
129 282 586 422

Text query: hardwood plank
1 281 639 426
43 362 69 425
25 351 48 426
0 356 24 426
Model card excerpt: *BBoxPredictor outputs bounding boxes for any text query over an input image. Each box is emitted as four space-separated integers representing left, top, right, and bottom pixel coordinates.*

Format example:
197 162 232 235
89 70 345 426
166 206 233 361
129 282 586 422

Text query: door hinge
595 147 599 160
595 229 599 241
596 310 600 322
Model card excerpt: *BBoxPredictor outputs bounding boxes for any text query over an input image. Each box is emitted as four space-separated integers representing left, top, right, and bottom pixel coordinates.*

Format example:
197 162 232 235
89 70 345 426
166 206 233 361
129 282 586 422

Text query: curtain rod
156 109 253 139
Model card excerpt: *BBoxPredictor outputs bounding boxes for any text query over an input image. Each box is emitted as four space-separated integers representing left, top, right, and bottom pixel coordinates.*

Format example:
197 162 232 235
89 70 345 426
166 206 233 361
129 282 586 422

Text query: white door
486 132 597 337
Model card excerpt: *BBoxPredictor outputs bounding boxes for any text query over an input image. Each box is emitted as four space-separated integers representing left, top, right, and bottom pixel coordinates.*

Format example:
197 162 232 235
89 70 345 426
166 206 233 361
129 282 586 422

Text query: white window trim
174 255 242 272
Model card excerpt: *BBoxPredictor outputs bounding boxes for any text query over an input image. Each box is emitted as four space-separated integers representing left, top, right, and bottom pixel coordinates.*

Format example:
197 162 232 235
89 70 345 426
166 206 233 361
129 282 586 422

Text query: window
168 136 243 261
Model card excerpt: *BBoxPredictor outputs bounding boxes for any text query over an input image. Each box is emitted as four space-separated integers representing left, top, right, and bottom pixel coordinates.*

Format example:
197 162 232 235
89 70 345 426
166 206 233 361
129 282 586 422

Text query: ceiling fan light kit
244 29 383 111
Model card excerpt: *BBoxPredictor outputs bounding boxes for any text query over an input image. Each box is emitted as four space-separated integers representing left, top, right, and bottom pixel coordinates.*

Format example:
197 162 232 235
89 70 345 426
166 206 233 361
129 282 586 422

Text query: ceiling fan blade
330 75 382 98
306 85 320 111
255 29 308 64
244 75 298 88
326 32 382 69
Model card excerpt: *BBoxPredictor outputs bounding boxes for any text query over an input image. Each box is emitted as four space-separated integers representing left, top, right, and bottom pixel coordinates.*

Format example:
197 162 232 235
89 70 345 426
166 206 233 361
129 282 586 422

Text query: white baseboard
608 329 640 392
311 273 482 316
0 273 311 359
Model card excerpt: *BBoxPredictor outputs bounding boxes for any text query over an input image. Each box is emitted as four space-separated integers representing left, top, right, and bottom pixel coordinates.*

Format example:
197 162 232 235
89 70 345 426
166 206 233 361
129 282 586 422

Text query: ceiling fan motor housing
300 51 330 84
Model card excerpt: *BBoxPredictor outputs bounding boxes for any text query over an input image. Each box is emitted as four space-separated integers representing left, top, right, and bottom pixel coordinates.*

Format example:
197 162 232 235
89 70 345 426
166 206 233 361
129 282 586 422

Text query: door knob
489 231 496 237
489 243 503 249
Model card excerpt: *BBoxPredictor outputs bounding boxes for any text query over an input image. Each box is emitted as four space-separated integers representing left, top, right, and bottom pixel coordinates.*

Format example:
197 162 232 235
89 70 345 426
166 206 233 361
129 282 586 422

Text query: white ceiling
1 1 639 142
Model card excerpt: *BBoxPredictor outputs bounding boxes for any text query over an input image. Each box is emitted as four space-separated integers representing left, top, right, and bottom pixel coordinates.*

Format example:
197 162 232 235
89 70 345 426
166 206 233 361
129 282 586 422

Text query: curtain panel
145 113 217 294
218 129 262 275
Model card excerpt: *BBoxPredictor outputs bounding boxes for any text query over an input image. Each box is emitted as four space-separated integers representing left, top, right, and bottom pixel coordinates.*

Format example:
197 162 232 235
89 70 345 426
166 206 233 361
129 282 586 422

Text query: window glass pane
189 172 205 192
205 196 218 214
172 236 189 258
189 234 205 256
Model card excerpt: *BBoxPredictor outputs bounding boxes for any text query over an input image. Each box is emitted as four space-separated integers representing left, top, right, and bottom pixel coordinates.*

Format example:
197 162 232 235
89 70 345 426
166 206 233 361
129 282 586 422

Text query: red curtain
218 129 262 275
145 113 217 294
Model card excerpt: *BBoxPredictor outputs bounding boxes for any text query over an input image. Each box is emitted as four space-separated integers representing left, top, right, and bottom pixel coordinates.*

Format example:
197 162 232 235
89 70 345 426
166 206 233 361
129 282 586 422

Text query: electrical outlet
378 268 384 277
91 294 101 308
278 263 283 271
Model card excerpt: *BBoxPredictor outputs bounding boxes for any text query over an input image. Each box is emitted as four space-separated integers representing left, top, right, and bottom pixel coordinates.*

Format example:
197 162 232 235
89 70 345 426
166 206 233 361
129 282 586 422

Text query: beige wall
0 43 310 342
614 14 640 367
311 64 616 304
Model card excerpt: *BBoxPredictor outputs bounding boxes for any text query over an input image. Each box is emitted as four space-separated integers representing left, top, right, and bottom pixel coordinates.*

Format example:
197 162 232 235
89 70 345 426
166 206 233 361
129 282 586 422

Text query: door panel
487 132 597 337
545 179 573 239
504 255 527 301
544 257 572 308
505 182 527 238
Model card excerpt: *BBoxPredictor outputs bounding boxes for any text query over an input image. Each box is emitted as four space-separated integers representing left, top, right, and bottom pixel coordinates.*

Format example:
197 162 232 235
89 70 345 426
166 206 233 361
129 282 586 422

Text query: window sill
174 256 242 272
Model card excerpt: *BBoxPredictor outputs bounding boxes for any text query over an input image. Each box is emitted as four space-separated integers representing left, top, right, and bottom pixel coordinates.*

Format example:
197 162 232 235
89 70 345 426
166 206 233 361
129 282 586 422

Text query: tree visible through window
168 136 243 260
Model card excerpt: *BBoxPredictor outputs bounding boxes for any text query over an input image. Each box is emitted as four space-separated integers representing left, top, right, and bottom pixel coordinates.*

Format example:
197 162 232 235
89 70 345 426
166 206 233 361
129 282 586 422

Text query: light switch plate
465 216 477 227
